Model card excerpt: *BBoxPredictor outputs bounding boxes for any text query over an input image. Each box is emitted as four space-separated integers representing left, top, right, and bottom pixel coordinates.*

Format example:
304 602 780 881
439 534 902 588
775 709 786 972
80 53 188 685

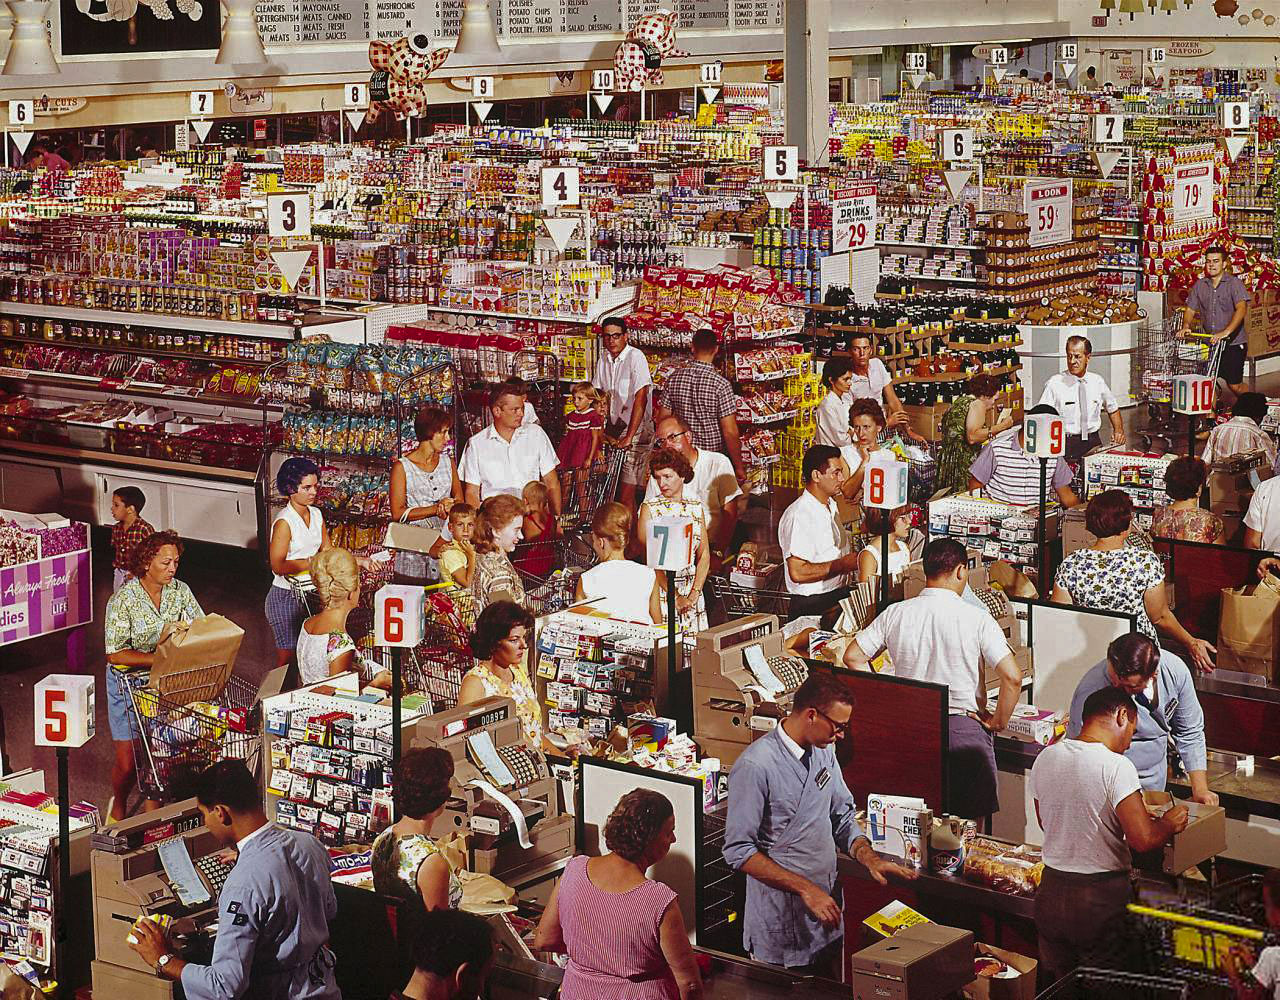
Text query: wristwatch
156 954 174 973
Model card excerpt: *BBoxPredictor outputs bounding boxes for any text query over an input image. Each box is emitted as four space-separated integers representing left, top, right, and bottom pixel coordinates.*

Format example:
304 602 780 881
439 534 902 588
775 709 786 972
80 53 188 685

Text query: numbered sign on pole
1093 114 1124 144
34 674 95 748
471 76 494 99
700 61 722 85
1060 42 1078 61
1222 101 1250 131
1023 413 1066 458
374 585 425 648
865 455 909 510
940 128 974 161
1171 375 1215 415
905 51 927 72
592 69 615 91
8 100 32 127
189 90 214 117
540 166 580 207
344 82 369 108
267 192 312 238
763 145 798 181
1148 46 1166 64
990 47 1008 65
1024 178 1072 248
646 515 695 572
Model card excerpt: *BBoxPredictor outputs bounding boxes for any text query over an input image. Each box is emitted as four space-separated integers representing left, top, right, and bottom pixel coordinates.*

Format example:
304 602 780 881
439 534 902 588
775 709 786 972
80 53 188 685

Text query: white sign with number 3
267 192 312 238
8 100 32 127
34 674 95 748
374 585 425 647
763 145 798 181
541 166 580 207
646 516 694 572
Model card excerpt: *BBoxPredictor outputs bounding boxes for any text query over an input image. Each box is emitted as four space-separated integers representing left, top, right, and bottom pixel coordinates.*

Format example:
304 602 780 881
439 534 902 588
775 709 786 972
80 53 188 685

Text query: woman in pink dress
535 789 704 1000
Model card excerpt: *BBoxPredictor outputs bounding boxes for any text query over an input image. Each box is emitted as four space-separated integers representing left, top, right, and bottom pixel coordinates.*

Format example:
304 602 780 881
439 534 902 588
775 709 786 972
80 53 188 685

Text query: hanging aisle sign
1024 178 1072 248
832 183 877 254
1172 162 1213 223
1023 413 1065 458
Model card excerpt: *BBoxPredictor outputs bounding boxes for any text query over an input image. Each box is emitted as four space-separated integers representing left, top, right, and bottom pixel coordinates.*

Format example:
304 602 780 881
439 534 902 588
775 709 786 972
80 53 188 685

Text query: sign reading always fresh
1023 178 1072 248
832 183 877 254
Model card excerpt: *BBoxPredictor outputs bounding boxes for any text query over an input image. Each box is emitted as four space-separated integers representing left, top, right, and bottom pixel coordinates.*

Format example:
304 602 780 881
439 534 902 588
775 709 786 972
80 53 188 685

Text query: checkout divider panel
1011 598 1136 711
1154 536 1276 644
575 757 703 944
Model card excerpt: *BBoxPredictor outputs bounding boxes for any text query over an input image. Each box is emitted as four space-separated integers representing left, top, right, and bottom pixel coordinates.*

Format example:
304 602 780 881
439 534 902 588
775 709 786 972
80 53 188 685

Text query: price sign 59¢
832 183 877 254
1024 178 1072 248
374 585 425 647
1023 414 1065 458
1172 375 1215 416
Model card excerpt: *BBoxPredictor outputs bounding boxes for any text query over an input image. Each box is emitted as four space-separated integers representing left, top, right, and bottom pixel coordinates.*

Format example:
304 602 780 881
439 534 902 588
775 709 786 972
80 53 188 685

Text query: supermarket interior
4 0 1280 998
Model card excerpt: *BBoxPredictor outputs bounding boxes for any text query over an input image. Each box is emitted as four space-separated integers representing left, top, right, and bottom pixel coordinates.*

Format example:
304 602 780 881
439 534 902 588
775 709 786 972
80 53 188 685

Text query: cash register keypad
195 854 233 897
769 656 808 691
495 746 545 787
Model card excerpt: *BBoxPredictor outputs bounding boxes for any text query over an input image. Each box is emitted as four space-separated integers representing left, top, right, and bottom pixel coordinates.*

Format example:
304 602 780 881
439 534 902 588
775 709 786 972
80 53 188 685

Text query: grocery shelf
0 333 280 366
877 238 984 250
0 364 272 409
0 301 300 341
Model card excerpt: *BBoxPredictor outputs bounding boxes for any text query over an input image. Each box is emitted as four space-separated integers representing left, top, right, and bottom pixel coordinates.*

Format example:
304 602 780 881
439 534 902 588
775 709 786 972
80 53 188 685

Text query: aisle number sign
1148 46 1167 64
832 183 877 254
1023 414 1066 458
864 455 909 509
34 674 94 748
1024 178 1072 247
1223 101 1249 131
905 51 927 72
700 62 722 85
1060 43 1077 61
592 69 614 91
1172 162 1213 223
189 91 214 117
374 585 425 647
990 47 1008 65
763 145 798 182
472 76 494 99
646 516 695 572
344 83 368 108
541 166 580 207
267 192 312 238
1093 114 1124 143
8 100 31 127
1172 375 1215 416
940 129 974 161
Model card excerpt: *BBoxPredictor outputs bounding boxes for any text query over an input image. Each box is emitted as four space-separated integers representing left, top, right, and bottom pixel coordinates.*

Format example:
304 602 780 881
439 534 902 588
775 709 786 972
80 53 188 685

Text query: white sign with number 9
374 585 425 647
1023 414 1065 458
1171 375 1215 416
34 674 95 748
646 516 695 572
763 145 798 181
865 455 909 510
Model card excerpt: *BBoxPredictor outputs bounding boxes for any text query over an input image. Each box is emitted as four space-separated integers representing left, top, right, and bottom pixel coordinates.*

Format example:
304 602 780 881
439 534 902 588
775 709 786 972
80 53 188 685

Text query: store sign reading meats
1172 162 1213 223
832 183 877 254
1023 178 1072 248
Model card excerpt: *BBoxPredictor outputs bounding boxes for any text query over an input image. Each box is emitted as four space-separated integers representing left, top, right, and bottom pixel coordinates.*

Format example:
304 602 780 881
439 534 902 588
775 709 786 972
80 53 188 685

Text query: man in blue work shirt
723 671 916 973
1067 632 1219 806
130 760 340 999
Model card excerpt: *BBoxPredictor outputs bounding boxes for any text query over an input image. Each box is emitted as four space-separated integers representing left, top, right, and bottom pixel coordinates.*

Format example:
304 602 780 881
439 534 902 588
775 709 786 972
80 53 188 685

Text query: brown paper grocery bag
150 614 245 703
1217 585 1280 682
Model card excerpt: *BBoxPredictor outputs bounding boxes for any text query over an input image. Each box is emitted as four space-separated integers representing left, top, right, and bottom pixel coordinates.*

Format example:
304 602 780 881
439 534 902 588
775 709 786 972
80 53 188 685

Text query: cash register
410 696 574 884
90 799 229 999
692 614 809 765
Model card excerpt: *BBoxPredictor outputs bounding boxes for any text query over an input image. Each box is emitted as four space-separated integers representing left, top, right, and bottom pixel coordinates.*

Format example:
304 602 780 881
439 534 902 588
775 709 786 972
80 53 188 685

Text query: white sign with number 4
374 585 425 648
8 100 31 127
763 145 798 181
1023 414 1065 458
267 193 312 238
190 91 214 117
541 166 580 207
34 674 95 748
940 129 974 161
646 516 694 572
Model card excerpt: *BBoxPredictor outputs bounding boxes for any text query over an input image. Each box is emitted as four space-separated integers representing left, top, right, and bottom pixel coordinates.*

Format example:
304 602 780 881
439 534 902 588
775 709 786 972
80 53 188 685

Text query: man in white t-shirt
844 537 1021 821
848 331 921 440
778 445 860 619
1244 476 1280 553
1029 685 1188 984
646 414 743 557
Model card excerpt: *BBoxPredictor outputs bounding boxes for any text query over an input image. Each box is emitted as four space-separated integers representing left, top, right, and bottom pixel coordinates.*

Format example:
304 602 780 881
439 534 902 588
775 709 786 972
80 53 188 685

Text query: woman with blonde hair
575 502 662 623
471 494 527 612
296 547 391 688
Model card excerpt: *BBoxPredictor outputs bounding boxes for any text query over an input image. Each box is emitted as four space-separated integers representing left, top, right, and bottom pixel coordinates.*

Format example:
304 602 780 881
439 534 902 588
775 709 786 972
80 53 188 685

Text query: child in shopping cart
1228 868 1280 1000
438 503 477 588
515 480 558 578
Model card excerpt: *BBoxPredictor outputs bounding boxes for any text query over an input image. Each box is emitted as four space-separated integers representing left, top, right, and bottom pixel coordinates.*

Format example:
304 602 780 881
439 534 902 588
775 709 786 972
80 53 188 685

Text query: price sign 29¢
832 183 877 254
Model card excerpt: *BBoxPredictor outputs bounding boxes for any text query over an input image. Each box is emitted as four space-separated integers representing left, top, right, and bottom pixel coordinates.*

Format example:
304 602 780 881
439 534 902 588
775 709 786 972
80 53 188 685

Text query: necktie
1078 378 1088 441
800 747 812 771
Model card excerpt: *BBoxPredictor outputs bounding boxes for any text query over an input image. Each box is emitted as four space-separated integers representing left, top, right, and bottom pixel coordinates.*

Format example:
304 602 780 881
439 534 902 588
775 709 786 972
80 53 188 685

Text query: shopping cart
128 669 261 801
707 574 794 623
559 445 627 538
1130 314 1226 453
1208 874 1272 929
402 585 477 713
1037 968 1190 1000
1127 901 1267 994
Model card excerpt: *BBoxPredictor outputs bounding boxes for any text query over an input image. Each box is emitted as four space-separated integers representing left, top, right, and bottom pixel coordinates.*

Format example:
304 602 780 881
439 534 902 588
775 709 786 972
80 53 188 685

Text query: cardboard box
1137 790 1227 875
1246 288 1280 359
150 614 244 701
852 923 975 1000
1000 704 1060 746
963 944 1038 1000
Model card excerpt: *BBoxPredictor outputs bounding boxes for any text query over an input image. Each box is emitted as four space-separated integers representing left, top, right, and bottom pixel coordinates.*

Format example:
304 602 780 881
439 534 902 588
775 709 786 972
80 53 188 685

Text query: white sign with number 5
646 516 694 572
541 166 580 207
1171 375 1215 415
1023 414 1066 458
374 585 425 647
267 193 312 238
8 100 32 127
763 145 798 182
34 674 95 748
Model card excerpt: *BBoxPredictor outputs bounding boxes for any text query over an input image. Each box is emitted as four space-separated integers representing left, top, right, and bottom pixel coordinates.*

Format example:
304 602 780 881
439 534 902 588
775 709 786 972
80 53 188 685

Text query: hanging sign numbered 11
1023 413 1065 458
1171 375 1215 416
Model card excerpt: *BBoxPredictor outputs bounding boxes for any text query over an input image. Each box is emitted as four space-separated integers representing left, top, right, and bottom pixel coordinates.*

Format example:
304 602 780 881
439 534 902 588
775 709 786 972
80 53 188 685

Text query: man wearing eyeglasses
843 538 1022 822
645 414 742 558
593 315 653 513
724 672 917 974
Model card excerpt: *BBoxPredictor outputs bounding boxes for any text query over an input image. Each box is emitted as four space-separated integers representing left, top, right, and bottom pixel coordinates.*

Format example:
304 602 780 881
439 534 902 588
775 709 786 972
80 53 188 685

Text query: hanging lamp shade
1161 0 1177 11
454 0 501 58
215 0 268 65
3 0 56 74
1100 0 1117 13
1119 0 1145 17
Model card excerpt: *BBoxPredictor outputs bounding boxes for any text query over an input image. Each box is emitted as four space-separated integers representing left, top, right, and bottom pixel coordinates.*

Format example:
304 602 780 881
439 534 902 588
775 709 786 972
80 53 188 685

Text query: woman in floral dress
636 447 710 632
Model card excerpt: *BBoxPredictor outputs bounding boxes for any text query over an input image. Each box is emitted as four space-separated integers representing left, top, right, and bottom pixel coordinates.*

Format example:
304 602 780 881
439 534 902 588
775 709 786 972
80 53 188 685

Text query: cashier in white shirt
843 538 1022 821
1029 686 1187 984
778 445 861 619
459 382 561 515
1038 336 1125 462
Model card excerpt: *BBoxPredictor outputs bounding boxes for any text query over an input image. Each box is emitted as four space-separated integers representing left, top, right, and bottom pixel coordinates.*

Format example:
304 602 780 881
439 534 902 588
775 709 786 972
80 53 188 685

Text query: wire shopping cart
1208 874 1271 929
559 445 627 538
1037 968 1190 1000
1127 902 1267 994
707 574 794 623
1131 314 1226 452
401 585 477 713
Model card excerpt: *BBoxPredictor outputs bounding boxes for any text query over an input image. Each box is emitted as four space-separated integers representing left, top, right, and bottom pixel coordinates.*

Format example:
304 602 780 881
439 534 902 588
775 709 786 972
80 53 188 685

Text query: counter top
1169 749 1280 820
1194 669 1280 705
838 850 1037 921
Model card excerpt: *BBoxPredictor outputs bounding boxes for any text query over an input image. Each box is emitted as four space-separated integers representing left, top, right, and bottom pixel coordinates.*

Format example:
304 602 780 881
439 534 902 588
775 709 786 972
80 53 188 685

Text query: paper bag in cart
1217 584 1280 682
151 614 245 703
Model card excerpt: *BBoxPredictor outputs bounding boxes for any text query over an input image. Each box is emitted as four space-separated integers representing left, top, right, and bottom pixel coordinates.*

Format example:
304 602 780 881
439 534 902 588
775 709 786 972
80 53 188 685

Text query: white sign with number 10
1172 375 1215 416
646 516 694 572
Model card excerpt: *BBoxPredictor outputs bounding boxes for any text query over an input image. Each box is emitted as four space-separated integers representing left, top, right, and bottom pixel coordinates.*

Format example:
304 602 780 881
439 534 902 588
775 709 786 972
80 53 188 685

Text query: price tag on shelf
1023 178 1072 247
832 183 877 253
344 82 368 108
1171 375 1215 415
267 192 312 238
864 455 909 510
1023 413 1066 458
471 76 494 99
700 62 722 85
1060 42 1078 61
189 90 214 117
762 145 798 181
373 585 425 647
1172 161 1213 223
541 166 580 207
646 516 695 572
905 51 927 72
592 69 614 91
34 675 95 748
1148 46 1167 64
990 47 1008 65
8 100 32 127
1093 114 1124 143
940 128 974 161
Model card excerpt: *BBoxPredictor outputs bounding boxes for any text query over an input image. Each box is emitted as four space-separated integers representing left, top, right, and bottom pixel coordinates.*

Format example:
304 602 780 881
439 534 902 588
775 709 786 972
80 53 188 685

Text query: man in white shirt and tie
1038 336 1125 463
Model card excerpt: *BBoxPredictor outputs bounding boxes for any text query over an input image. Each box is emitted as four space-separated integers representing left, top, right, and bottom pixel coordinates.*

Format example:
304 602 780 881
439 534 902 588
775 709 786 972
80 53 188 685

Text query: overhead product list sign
1024 178 1072 248
1172 161 1213 223
832 183 877 253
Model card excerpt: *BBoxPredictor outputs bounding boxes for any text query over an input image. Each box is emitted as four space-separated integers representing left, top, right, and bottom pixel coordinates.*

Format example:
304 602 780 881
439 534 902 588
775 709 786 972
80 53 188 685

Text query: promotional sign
762 145 798 182
864 455 909 509
832 183 877 253
940 128 974 161
1093 114 1124 143
1024 178 1072 248
1 548 92 647
267 192 312 238
373 584 425 647
1171 374 1215 416
1023 414 1065 458
34 675 95 748
541 165 581 207
1172 162 1213 223
646 516 694 572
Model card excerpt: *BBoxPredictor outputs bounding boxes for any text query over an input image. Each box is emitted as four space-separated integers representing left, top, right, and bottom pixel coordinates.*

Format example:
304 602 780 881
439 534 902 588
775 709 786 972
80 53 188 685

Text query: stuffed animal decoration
613 7 688 92
368 33 451 120
76 0 200 22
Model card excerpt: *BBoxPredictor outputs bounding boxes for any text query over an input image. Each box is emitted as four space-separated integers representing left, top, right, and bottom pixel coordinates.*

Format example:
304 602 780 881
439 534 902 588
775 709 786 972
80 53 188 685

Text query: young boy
110 486 154 591
1229 868 1280 1000
438 504 476 588
516 480 557 578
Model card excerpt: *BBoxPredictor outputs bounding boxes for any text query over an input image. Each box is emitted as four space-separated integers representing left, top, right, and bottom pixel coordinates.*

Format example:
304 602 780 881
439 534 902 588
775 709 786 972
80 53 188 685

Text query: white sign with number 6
267 192 312 238
472 76 494 99
541 166 580 207
190 90 214 117
700 62 722 85
34 674 95 748
1223 101 1250 131
864 455 909 510
345 83 368 108
1093 114 1124 144
646 516 695 572
1023 414 1066 458
763 145 798 181
592 69 615 91
374 585 425 647
1171 375 1215 416
940 129 974 161
8 100 31 127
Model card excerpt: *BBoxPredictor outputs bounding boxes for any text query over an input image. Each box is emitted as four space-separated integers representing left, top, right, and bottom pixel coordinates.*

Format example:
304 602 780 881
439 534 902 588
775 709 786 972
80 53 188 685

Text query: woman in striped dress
535 789 704 1000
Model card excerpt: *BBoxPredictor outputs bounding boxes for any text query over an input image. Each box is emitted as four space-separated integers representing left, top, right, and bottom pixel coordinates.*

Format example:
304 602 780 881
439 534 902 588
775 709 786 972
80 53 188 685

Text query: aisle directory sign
541 165 580 207
832 183 877 254
8 100 32 127
1172 162 1213 223
940 129 974 161
344 83 369 107
1093 114 1124 143
267 192 312 238
763 145 798 181
1024 178 1072 248
592 69 614 91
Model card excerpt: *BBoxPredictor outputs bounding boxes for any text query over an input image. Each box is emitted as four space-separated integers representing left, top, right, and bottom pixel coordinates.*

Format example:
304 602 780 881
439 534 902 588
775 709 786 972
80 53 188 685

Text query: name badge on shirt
815 767 831 789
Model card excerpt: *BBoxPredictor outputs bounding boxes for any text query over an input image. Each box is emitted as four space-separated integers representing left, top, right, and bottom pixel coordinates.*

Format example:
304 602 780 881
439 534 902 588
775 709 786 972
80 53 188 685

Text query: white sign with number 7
646 516 694 572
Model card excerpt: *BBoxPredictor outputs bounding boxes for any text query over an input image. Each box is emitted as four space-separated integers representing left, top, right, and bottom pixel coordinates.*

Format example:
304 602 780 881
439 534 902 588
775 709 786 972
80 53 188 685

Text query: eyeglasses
658 430 690 444
813 707 848 735
601 332 626 341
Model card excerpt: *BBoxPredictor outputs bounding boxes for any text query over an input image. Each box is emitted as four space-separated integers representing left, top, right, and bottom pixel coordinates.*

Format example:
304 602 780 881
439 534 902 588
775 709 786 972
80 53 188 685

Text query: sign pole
391 646 403 782
1038 458 1049 588
666 569 678 699
55 746 70 1000
1187 412 1196 459
880 530 890 611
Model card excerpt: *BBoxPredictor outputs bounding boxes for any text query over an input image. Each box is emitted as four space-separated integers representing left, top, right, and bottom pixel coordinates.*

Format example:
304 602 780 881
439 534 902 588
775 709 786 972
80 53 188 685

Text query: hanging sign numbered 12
832 183 877 254
1171 375 1215 416
1024 178 1072 248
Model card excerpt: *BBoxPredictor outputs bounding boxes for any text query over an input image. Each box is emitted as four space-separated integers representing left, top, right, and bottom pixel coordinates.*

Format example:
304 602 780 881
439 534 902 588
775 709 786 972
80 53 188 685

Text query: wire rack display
559 445 627 539
707 574 794 623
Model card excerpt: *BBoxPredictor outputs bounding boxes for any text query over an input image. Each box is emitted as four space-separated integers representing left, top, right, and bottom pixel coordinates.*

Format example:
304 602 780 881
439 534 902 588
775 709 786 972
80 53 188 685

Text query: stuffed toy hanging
368 33 451 120
613 7 688 92
76 0 200 22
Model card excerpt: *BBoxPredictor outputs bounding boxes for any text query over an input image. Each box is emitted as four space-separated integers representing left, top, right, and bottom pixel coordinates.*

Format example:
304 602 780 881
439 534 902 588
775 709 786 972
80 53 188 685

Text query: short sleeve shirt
1054 547 1165 640
458 423 559 499
593 343 653 428
1244 477 1280 551
1251 945 1280 999
848 358 891 401
104 578 204 657
969 429 1074 504
778 490 847 595
1186 273 1251 346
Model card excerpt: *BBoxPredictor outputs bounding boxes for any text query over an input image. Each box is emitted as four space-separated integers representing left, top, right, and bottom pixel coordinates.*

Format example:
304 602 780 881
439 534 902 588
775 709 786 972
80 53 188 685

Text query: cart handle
1126 904 1265 940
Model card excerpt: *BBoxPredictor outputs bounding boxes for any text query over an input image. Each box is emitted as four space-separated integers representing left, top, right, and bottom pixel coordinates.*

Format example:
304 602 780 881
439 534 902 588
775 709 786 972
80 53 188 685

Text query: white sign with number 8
1171 375 1215 416
646 516 695 572
763 145 798 181
1023 414 1065 458
345 83 368 108
864 455 909 510
374 585 425 647
1222 101 1250 131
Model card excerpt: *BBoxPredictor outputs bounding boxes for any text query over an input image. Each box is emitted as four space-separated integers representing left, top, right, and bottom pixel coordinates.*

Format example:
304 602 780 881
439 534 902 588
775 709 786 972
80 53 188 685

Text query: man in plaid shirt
655 329 745 480
110 486 154 591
